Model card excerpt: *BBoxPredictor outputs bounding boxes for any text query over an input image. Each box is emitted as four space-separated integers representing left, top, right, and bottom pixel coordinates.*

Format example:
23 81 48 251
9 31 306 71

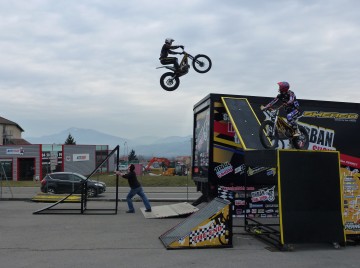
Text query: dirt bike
259 105 309 150
157 48 212 91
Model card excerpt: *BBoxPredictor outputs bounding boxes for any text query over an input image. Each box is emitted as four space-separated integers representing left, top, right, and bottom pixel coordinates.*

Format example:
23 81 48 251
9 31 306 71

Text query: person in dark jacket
159 38 184 71
117 164 151 213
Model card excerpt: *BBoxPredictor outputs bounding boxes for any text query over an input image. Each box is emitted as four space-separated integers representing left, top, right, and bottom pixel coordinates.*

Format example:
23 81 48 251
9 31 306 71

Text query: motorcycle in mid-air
156 48 212 91
259 105 309 150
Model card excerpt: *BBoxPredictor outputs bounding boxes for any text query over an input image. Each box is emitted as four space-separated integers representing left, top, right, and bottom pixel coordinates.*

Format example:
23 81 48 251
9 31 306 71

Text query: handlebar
260 106 280 118
260 104 285 112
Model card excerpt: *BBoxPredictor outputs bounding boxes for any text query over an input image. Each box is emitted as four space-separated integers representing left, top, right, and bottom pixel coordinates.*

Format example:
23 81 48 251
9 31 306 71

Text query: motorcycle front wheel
259 121 279 149
160 72 180 91
192 54 212 73
291 126 310 150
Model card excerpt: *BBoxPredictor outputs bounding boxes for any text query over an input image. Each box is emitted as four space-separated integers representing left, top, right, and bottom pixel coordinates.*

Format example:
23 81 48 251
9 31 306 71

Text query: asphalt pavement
0 188 359 268
0 186 202 202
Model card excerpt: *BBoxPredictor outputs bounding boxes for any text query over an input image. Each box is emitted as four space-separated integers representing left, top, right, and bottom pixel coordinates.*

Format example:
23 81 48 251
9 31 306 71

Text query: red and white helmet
278 81 290 93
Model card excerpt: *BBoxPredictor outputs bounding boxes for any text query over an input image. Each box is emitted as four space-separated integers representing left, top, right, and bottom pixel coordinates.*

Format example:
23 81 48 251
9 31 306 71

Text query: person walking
117 164 152 213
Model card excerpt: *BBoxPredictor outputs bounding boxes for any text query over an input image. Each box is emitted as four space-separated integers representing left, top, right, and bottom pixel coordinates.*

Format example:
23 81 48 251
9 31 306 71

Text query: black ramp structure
221 97 265 149
243 149 345 249
278 150 346 244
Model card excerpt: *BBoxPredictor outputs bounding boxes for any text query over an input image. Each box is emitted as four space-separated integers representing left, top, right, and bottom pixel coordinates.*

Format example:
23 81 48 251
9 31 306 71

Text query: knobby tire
160 72 180 91
259 121 279 149
192 54 212 73
291 126 310 150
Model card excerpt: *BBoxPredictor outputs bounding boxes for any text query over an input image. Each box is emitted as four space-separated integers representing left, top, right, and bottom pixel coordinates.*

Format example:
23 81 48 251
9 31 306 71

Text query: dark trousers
160 57 179 68
126 187 151 211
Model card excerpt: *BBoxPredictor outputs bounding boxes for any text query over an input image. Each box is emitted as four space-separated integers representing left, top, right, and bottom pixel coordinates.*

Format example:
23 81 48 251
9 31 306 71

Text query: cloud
0 0 359 139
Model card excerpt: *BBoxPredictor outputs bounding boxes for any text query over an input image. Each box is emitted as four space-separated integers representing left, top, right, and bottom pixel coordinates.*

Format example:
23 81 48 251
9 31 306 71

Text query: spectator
116 164 152 213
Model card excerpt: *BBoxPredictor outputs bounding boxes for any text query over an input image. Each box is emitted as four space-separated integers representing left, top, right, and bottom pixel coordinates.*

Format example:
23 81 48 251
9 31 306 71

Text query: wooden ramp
140 202 199 219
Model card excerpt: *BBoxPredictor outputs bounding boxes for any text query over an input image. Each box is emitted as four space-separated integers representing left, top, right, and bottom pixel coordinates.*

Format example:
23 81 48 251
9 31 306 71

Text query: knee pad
287 114 293 122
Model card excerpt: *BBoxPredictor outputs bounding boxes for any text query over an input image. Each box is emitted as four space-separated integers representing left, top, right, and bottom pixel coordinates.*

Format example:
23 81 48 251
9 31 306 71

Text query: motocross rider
261 82 301 137
159 38 184 71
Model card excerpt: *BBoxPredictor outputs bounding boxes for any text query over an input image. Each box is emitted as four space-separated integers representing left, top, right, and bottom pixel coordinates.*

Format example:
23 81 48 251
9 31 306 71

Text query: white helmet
165 38 174 44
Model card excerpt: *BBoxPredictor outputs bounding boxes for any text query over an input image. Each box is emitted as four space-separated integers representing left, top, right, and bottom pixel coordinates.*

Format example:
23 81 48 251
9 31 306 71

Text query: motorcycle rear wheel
192 54 212 73
259 121 279 149
160 72 180 91
291 126 309 150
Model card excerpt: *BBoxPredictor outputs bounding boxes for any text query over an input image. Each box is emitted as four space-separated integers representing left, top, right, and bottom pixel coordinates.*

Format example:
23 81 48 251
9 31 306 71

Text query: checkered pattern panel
217 186 235 202
189 222 226 244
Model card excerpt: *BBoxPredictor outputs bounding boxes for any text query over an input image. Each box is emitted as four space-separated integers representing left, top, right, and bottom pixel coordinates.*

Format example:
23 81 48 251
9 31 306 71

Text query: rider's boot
293 127 301 137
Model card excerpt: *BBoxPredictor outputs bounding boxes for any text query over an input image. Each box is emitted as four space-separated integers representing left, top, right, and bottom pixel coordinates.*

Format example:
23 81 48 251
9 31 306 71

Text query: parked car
40 172 106 197
118 164 128 172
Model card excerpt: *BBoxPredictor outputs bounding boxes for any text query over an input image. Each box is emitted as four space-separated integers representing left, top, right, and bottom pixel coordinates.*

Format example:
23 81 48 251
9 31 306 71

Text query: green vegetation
1 181 39 187
96 174 195 187
64 133 76 144
1 174 196 187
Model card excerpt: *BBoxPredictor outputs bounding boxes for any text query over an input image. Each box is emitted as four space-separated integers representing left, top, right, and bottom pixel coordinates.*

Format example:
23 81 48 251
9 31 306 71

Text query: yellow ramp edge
32 193 81 203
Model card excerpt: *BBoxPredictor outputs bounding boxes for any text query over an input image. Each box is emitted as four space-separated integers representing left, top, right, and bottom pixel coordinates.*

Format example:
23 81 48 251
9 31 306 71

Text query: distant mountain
25 128 128 146
24 127 192 158
130 136 162 146
133 140 192 158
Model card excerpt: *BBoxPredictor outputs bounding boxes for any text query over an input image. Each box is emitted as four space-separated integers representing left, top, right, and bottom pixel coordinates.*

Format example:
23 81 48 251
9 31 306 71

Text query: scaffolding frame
33 145 120 215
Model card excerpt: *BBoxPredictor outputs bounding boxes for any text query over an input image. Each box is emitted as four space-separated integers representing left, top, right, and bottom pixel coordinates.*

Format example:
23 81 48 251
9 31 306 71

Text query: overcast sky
1 0 359 139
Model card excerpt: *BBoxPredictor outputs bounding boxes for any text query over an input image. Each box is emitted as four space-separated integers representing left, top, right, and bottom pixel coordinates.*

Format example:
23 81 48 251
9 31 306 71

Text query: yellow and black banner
159 198 232 249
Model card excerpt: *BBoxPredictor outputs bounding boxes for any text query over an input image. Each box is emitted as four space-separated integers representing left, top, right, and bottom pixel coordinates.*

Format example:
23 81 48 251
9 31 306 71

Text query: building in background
0 144 113 181
0 116 30 145
0 116 114 181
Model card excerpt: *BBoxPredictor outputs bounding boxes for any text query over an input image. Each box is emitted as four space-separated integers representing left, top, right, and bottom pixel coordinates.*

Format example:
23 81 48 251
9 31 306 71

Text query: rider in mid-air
159 38 184 71
261 82 301 136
